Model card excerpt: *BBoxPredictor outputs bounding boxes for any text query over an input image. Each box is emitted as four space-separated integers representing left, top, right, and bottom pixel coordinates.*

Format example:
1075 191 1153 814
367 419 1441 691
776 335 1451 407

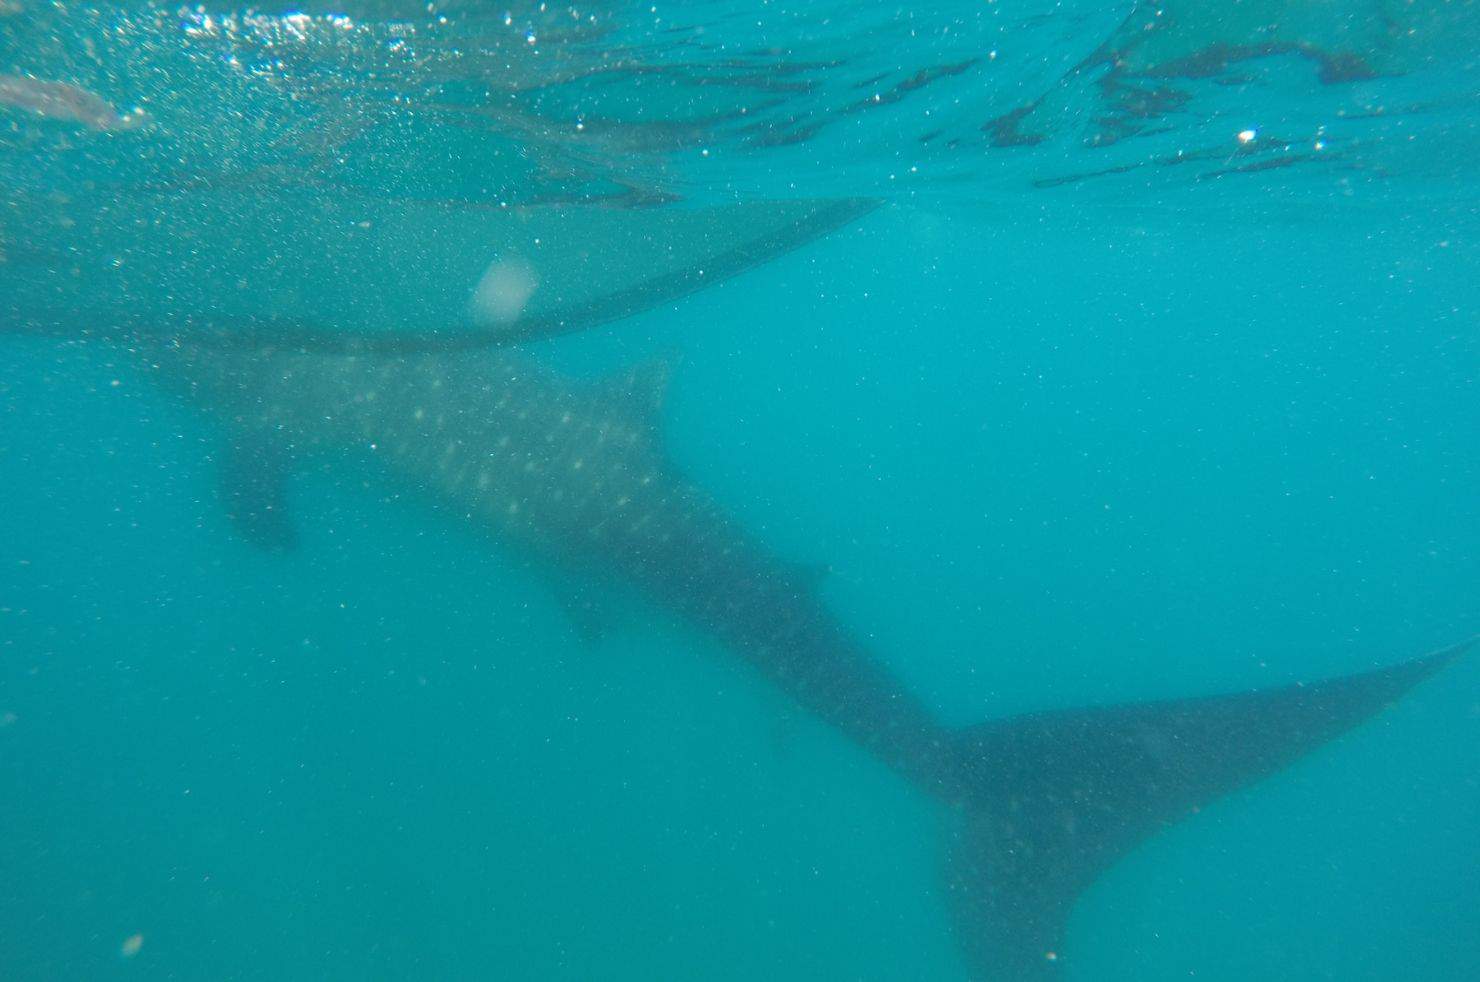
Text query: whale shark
116 332 1465 979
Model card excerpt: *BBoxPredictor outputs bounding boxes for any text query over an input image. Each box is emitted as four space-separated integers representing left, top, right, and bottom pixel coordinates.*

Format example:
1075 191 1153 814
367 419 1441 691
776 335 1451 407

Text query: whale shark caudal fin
3 198 878 354
939 640 1471 980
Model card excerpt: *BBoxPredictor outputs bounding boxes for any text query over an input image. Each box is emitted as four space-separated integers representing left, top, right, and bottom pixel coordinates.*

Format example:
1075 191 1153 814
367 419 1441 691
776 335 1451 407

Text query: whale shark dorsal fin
217 429 297 552
599 356 676 432
941 641 1470 978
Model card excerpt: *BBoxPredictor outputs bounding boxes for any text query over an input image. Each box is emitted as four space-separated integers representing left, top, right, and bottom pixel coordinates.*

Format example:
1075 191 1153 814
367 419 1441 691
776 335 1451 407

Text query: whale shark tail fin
940 640 1470 980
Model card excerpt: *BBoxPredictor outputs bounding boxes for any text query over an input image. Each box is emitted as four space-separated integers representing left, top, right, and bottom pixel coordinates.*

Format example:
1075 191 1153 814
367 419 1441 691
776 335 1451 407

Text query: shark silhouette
119 333 1465 979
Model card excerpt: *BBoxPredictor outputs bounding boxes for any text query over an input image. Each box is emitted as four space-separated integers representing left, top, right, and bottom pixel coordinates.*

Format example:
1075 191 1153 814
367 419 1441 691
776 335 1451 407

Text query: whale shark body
129 334 1463 979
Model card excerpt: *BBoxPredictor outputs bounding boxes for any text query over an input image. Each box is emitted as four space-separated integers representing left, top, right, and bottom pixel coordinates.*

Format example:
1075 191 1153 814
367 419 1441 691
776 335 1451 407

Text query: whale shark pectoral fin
551 582 616 644
217 429 298 552
940 640 1470 978
782 560 830 596
526 564 627 645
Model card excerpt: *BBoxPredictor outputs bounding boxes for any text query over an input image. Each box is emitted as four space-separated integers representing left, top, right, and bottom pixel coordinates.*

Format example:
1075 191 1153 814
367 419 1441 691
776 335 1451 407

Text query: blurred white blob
0 74 148 132
471 255 539 325
120 933 144 958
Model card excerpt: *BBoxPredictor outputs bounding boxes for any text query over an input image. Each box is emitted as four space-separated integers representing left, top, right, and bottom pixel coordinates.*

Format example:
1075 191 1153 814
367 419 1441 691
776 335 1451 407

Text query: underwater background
2 2 1478 980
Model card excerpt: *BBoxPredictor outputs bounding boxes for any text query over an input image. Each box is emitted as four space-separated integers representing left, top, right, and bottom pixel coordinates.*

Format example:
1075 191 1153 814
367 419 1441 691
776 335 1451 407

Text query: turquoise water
2 3 1478 980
